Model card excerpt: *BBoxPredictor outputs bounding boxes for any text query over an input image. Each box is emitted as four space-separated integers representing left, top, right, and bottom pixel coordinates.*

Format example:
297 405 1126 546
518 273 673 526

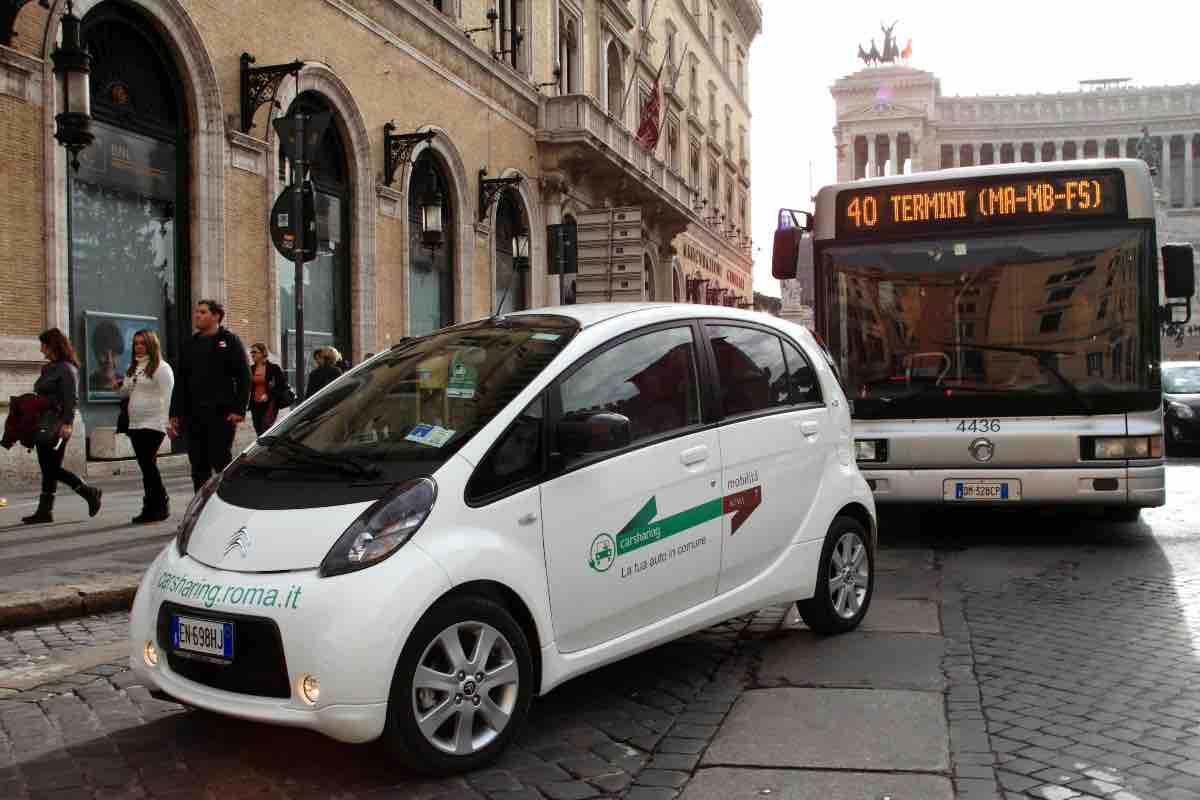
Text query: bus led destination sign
836 171 1125 237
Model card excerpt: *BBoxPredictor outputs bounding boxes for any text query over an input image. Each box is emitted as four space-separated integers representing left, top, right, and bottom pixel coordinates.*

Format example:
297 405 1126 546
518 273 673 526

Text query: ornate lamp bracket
240 52 304 134
478 170 523 222
383 124 435 187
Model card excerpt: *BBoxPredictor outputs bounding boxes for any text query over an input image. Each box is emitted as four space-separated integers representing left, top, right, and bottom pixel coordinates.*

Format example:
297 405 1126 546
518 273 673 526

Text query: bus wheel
1103 506 1141 524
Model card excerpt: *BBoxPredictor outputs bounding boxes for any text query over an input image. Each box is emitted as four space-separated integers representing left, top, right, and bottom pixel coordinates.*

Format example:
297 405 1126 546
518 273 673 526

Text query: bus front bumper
862 464 1165 508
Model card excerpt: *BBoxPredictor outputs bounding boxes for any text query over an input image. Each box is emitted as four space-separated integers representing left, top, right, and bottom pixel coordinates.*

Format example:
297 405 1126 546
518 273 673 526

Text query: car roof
507 303 807 334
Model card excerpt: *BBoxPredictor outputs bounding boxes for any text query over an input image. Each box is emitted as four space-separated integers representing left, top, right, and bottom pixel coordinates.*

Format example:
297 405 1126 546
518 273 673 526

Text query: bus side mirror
772 227 801 280
1163 243 1195 299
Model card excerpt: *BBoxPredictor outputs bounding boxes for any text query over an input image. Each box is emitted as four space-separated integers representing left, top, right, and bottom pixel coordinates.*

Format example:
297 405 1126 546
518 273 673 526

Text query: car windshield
239 315 578 479
1163 365 1200 394
821 226 1160 418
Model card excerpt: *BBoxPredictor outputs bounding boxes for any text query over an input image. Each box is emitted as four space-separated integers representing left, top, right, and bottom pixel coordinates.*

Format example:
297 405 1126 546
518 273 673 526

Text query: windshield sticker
155 570 301 610
446 354 478 399
530 332 561 342
588 479 765 577
405 423 455 447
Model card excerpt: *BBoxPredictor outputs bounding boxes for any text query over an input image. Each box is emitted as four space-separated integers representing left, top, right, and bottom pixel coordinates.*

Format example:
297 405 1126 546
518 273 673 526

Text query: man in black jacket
168 300 251 491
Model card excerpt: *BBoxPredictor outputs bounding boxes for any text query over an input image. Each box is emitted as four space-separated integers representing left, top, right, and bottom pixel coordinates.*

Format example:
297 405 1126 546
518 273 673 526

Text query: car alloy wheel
796 514 874 635
828 531 870 619
412 620 520 756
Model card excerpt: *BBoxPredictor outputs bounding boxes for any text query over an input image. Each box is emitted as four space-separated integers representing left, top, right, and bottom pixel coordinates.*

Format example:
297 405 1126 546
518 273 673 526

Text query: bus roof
812 158 1156 241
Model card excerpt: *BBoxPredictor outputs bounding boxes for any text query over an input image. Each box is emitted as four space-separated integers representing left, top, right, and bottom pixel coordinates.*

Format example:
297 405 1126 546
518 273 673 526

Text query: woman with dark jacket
304 346 343 399
248 343 291 435
23 328 102 524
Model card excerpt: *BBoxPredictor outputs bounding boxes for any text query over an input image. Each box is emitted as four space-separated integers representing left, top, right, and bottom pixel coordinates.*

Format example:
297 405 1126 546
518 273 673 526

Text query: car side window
782 339 822 404
466 395 545 503
707 325 789 416
559 326 701 445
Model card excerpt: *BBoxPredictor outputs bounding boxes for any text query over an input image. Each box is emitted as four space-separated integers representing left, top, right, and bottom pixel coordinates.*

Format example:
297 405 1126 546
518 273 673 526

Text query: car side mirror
1163 243 1196 299
555 412 631 457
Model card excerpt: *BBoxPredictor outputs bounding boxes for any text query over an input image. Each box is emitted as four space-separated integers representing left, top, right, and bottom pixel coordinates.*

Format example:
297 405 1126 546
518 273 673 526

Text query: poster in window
83 311 160 403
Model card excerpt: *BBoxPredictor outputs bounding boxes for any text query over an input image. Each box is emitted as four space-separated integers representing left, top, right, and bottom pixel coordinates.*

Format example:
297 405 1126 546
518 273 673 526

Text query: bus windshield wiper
257 435 382 479
934 341 1094 413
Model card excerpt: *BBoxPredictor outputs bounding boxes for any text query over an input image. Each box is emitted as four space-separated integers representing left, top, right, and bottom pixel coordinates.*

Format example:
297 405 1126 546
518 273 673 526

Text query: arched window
606 41 623 122
494 190 529 314
409 150 455 335
644 253 656 300
277 92 351 383
70 4 186 438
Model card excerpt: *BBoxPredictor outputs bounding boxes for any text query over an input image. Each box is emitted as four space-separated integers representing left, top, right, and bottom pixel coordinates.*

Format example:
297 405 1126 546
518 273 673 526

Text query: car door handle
518 513 538 526
680 445 709 466
799 420 820 437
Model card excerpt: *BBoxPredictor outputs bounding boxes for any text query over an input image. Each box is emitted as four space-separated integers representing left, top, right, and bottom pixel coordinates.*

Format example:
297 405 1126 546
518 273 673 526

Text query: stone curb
0 575 140 630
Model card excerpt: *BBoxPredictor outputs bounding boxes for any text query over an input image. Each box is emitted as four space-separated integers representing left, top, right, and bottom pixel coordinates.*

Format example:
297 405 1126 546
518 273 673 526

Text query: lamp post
51 0 93 171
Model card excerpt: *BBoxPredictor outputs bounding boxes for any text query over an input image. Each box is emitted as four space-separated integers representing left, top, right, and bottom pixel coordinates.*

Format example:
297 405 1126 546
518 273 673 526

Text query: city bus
773 159 1196 519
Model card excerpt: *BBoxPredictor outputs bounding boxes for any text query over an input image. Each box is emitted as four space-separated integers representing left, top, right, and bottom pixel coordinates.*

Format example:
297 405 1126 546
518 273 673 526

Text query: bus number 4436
956 419 1000 433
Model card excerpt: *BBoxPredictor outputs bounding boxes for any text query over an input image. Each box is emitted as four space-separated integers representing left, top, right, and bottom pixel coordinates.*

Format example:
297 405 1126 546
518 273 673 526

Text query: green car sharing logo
587 486 762 573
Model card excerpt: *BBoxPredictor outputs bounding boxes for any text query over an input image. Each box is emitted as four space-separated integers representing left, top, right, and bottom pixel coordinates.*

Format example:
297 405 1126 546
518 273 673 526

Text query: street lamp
51 0 93 171
421 189 444 251
511 229 530 271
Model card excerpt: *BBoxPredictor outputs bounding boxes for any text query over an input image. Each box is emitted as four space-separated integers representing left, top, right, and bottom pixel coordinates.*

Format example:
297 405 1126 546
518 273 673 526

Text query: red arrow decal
723 486 762 535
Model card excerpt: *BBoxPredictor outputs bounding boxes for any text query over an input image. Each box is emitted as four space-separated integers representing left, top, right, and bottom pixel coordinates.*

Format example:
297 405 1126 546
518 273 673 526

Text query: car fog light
300 674 320 705
143 641 158 667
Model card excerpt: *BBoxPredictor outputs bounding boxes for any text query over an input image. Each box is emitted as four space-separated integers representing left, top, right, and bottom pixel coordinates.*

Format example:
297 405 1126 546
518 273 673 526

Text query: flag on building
636 62 664 151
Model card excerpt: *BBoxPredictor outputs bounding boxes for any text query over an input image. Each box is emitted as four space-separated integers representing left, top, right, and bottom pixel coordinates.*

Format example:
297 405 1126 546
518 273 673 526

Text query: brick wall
0 94 46 336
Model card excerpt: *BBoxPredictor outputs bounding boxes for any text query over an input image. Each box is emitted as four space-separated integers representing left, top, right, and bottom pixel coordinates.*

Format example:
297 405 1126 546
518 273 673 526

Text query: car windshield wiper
934 341 1093 413
257 434 382 479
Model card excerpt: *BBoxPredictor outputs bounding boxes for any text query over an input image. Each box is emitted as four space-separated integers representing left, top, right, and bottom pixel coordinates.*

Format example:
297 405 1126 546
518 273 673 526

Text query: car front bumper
128 543 452 744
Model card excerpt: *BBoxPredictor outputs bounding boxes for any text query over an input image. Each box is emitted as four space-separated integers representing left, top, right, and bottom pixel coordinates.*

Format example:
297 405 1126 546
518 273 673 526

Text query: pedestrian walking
113 329 174 523
168 300 251 492
22 328 102 524
248 343 292 435
304 345 343 398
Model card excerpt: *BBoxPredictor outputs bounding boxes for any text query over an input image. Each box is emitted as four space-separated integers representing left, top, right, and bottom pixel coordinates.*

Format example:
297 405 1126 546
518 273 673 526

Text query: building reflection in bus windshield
823 227 1157 419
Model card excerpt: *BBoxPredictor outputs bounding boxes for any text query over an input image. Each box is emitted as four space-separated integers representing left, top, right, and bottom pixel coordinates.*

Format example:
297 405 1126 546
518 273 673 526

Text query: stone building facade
782 64 1200 354
0 0 759 482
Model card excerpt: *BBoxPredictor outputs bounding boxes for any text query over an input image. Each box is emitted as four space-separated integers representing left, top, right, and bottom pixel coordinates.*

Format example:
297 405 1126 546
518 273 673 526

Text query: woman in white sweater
114 329 175 524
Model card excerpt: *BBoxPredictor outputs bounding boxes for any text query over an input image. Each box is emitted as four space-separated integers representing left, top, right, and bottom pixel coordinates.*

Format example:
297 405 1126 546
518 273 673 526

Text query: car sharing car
129 303 876 773
1163 361 1200 450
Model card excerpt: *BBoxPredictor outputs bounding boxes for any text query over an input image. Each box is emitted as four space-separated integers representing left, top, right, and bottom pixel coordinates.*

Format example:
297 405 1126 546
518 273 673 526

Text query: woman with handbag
22 328 102 524
248 344 292 435
114 329 174 524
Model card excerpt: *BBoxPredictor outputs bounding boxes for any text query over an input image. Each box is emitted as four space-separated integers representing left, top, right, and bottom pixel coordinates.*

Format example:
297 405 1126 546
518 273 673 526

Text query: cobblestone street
1 459 1199 799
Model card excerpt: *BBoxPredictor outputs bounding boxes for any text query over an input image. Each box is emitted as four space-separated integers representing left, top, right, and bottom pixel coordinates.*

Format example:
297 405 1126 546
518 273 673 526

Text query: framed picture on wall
83 311 159 403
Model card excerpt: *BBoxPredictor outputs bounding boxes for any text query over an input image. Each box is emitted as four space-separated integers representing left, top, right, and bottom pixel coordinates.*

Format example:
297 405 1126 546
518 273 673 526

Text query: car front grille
156 602 291 699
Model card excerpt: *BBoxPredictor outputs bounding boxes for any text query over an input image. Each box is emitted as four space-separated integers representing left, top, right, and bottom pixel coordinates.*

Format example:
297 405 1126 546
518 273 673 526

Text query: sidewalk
0 470 197 629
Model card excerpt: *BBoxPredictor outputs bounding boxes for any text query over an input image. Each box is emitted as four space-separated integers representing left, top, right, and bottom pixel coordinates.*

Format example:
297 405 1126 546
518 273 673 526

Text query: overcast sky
748 1 1197 297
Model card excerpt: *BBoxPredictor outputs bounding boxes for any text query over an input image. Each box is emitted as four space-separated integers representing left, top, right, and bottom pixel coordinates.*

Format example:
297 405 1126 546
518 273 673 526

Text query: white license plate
171 615 234 659
945 480 1021 501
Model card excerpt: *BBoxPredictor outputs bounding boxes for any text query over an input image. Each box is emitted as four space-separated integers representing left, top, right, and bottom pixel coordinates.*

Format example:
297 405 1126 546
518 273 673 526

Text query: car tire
382 594 533 774
796 515 874 636
1103 506 1142 523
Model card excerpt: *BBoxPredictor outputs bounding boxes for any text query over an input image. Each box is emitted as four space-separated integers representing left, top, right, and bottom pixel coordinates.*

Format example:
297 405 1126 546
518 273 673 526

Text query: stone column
1161 135 1172 204
888 133 898 176
953 144 961 167
1053 140 1062 161
867 135 877 178
1185 133 1195 208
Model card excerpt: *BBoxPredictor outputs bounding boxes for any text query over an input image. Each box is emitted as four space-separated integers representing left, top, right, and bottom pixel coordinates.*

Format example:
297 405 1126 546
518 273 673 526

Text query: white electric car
129 303 876 773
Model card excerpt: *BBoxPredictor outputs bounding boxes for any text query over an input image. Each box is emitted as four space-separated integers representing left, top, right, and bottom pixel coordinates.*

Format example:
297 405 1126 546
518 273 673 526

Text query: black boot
146 496 171 523
22 493 55 524
75 483 103 517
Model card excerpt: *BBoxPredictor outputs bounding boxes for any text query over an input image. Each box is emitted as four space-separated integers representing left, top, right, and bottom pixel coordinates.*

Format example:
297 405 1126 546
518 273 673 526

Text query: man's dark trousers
186 407 236 491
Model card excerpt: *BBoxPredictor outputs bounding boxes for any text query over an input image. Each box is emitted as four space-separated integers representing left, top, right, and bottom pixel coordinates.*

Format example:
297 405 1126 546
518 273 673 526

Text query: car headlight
319 478 437 578
1083 435 1163 460
855 439 888 463
176 472 223 556
1168 401 1195 420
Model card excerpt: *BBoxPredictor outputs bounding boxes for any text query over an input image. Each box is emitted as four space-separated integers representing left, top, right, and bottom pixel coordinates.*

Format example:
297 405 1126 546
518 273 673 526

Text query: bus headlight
855 439 888 463
1084 435 1163 460
1167 401 1195 420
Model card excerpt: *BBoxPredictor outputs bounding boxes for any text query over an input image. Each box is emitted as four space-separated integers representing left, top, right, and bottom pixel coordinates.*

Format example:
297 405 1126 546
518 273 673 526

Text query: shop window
494 190 529 314
409 150 456 336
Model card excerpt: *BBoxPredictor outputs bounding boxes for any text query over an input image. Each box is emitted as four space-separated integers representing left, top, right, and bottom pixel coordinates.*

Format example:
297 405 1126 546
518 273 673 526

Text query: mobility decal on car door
588 479 764 576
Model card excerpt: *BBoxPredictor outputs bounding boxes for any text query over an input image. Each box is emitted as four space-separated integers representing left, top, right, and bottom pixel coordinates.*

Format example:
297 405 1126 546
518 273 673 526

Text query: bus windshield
822 226 1160 419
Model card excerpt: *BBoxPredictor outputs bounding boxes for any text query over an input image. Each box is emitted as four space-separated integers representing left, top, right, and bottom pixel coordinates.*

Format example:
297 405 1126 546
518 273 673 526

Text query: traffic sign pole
291 112 307 399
